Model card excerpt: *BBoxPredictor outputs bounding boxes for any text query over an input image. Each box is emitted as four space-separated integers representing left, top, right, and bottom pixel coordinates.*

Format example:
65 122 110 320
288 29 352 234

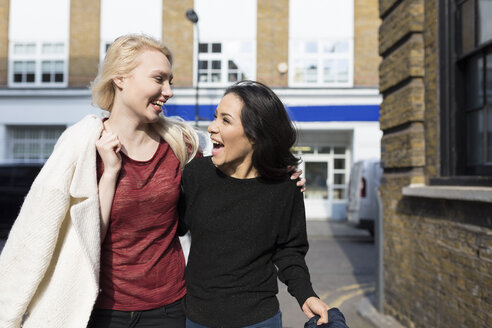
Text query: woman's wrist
100 168 120 181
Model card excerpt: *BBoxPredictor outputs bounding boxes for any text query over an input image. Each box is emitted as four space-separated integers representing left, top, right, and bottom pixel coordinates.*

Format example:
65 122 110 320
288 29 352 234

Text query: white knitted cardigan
0 115 104 328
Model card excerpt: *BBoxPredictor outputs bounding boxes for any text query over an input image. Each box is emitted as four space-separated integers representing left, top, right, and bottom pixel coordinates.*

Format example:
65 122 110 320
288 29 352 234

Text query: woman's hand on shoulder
302 296 330 324
96 130 122 176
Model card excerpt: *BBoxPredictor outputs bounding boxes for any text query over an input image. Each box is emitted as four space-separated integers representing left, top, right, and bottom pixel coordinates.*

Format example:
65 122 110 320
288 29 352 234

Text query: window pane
55 43 64 54
305 162 328 199
211 73 220 82
13 44 24 54
478 0 492 45
13 61 23 71
26 61 35 71
306 61 317 83
54 73 64 82
334 173 345 184
305 42 318 54
464 55 484 109
333 188 345 200
228 73 238 82
198 73 208 82
42 43 52 54
212 43 221 53
318 146 331 153
461 0 476 54
42 73 51 82
14 73 22 82
228 60 238 69
26 74 35 83
334 158 345 169
334 147 346 154
199 43 208 53
26 44 36 55
55 61 64 71
42 61 51 72
334 41 349 53
291 145 314 154
212 61 221 69
337 59 349 82
294 66 304 83
199 60 208 69
323 42 336 53
324 60 336 83
488 107 492 162
487 52 492 104
467 110 484 165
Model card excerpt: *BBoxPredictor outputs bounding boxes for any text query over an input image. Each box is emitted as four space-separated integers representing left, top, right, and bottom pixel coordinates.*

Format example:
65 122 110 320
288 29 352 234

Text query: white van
346 159 382 236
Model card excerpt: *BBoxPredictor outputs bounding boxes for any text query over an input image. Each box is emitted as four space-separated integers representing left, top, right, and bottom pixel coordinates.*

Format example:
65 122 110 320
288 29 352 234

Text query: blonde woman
0 34 198 328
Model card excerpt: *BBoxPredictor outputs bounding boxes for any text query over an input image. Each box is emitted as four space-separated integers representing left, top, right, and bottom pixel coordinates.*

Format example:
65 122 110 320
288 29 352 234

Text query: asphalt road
278 220 377 328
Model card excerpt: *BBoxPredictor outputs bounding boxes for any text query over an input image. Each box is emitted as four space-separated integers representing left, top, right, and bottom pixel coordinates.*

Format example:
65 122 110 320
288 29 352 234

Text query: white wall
195 0 257 41
289 0 353 39
9 0 70 41
101 0 162 42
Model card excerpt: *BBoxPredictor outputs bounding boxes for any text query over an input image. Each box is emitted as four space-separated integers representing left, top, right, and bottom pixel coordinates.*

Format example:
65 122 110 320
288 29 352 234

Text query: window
291 40 352 86
197 41 254 87
289 0 353 87
6 126 65 163
9 41 67 87
440 0 492 181
292 145 349 200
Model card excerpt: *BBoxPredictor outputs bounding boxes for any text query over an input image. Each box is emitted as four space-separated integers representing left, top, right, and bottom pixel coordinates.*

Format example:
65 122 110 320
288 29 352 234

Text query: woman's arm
273 187 330 323
95 130 121 243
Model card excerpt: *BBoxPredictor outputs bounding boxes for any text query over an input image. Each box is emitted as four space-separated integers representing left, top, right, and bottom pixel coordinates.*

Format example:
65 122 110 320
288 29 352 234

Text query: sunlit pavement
278 220 385 328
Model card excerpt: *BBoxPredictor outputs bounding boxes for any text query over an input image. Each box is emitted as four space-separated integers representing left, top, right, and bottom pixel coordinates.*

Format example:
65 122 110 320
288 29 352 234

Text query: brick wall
256 0 289 87
379 0 492 327
354 0 381 87
68 0 100 88
162 0 194 87
0 0 9 86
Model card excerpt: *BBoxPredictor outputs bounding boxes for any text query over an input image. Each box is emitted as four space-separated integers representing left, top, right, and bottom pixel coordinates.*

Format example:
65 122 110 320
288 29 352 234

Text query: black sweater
180 157 317 327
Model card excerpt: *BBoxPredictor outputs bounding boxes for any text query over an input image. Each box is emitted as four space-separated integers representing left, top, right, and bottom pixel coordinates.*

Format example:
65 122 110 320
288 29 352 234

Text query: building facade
0 0 382 220
379 0 492 326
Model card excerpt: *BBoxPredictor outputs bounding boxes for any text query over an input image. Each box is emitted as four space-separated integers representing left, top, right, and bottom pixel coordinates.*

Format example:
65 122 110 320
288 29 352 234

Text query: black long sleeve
181 157 317 328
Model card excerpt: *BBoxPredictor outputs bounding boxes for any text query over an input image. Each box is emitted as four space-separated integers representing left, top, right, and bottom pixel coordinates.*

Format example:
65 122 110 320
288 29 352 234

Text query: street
0 220 378 328
278 221 377 328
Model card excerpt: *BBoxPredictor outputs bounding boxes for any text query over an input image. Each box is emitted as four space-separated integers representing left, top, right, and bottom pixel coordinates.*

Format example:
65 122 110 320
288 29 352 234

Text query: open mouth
211 139 224 156
151 100 164 112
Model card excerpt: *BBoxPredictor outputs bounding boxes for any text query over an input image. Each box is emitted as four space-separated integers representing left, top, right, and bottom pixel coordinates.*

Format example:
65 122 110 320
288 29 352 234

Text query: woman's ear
113 76 125 89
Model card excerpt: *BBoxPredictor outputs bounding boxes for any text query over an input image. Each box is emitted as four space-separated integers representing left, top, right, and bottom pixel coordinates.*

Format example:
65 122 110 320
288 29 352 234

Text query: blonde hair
91 33 198 166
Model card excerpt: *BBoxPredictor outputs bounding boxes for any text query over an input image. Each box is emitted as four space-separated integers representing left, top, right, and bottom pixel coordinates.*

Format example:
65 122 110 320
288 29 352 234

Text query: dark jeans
87 298 185 328
185 311 282 328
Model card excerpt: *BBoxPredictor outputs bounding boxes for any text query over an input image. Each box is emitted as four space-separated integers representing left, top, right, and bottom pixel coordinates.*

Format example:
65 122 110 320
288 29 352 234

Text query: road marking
318 282 374 300
327 286 375 308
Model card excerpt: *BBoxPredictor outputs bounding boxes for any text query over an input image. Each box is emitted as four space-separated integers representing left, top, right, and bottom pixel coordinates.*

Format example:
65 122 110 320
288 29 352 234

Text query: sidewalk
306 220 404 328
306 220 371 239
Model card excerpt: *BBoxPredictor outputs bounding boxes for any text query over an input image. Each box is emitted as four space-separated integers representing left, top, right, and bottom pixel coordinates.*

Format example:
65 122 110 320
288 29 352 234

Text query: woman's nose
162 82 173 99
208 121 217 134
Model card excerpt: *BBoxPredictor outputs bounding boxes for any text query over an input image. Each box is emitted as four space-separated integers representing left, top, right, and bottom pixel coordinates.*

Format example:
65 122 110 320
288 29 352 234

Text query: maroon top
95 138 186 311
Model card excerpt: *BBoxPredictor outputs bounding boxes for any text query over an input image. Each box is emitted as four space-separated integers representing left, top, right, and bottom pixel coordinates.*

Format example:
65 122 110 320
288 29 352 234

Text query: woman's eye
154 76 163 82
223 118 230 124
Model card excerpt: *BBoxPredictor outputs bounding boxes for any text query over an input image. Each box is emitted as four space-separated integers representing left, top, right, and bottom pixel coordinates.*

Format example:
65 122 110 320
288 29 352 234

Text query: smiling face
113 49 173 123
208 93 256 178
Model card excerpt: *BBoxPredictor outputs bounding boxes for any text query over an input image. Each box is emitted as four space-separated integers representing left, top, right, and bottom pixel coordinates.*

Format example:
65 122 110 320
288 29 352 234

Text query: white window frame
293 145 350 201
196 40 256 88
6 126 66 163
289 39 354 88
8 40 68 88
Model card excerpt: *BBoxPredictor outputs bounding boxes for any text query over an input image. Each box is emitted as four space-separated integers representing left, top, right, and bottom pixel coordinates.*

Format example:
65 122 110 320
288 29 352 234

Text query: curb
357 297 405 328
